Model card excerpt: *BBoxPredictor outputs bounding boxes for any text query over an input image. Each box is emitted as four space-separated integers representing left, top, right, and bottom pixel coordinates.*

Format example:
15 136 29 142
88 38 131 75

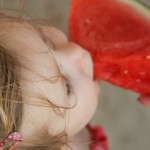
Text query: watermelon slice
69 0 150 95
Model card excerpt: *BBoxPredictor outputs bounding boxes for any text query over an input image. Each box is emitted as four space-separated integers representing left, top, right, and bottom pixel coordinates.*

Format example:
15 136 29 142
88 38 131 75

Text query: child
0 9 108 150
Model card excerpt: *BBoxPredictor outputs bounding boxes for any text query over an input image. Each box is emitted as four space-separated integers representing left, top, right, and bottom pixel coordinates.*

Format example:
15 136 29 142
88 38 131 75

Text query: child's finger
138 95 150 107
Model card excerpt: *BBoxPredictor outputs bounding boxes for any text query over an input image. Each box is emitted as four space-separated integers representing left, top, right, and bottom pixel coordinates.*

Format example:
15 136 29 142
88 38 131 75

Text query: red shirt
87 125 108 150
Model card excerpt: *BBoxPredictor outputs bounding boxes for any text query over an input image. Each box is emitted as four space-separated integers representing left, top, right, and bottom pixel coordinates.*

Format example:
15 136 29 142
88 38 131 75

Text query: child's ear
36 25 68 49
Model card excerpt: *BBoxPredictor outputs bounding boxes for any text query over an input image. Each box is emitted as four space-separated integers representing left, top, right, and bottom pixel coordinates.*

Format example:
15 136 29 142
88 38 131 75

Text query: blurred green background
1 0 150 150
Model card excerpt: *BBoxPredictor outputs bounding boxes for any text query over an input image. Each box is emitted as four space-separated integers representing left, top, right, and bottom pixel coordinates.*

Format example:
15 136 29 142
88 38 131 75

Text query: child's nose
56 43 93 78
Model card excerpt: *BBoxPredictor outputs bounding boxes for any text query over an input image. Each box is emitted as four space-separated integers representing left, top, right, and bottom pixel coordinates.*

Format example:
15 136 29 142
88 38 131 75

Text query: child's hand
138 95 150 107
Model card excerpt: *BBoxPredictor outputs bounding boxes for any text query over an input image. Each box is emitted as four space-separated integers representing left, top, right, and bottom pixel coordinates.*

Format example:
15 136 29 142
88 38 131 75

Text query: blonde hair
0 44 23 139
0 5 71 150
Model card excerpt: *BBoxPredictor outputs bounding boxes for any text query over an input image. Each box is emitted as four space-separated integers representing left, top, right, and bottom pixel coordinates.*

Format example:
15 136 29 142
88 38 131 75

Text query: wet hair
0 10 71 150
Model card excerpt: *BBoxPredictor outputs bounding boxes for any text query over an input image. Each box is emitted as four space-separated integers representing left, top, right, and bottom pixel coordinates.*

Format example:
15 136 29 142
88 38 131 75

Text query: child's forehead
0 20 48 54
0 20 59 74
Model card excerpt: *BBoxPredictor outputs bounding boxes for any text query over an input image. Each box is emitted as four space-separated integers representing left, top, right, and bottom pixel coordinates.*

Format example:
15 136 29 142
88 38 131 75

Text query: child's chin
71 126 91 141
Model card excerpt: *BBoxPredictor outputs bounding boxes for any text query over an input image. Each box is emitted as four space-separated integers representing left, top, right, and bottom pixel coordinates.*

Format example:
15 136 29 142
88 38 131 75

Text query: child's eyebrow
36 27 56 50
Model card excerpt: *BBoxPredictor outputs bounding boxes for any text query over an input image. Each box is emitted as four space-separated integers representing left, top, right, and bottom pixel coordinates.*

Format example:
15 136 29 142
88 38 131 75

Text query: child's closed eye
61 74 74 97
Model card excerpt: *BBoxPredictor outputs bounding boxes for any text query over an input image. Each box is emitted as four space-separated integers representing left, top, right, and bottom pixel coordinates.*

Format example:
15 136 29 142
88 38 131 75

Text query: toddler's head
0 12 99 150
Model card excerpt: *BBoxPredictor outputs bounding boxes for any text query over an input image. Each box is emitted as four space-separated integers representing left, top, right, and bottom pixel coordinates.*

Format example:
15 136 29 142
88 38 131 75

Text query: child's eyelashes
66 80 73 96
61 74 74 97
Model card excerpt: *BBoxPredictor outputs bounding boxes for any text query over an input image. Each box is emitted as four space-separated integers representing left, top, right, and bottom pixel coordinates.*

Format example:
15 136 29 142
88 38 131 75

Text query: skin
2 22 100 146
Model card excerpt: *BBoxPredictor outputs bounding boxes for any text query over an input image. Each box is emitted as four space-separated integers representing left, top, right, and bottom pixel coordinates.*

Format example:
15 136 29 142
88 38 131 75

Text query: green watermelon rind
119 0 150 20
135 0 150 10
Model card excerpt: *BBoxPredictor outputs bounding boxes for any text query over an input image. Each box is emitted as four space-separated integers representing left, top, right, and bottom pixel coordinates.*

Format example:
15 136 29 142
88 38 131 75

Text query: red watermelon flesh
69 0 150 94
